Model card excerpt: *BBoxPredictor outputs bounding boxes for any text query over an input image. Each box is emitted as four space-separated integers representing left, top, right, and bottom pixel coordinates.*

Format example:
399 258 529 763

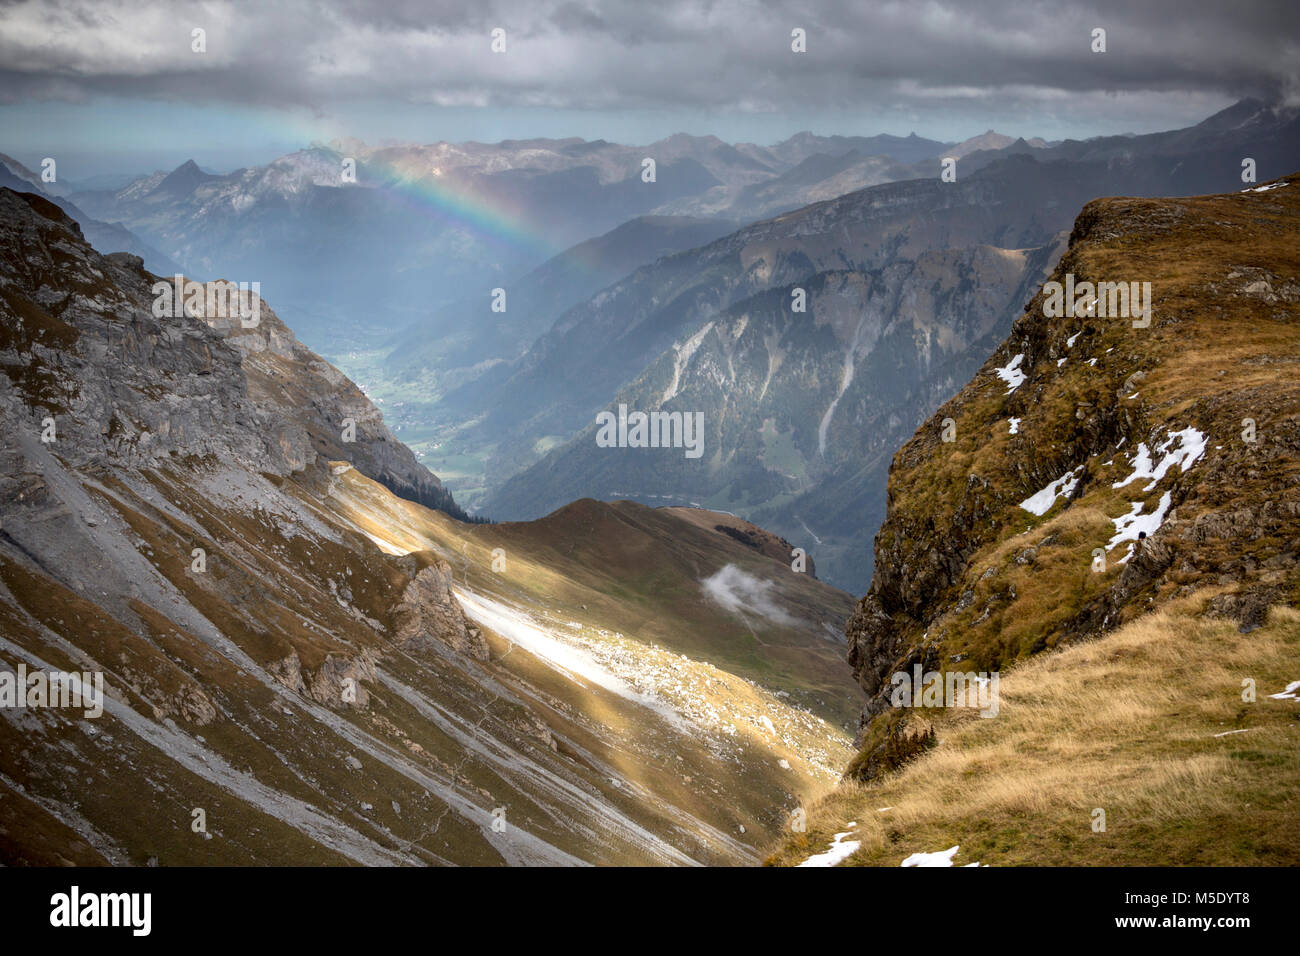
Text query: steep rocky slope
0 188 463 522
487 239 1065 590
0 187 858 866
847 173 1300 735
766 176 1300 866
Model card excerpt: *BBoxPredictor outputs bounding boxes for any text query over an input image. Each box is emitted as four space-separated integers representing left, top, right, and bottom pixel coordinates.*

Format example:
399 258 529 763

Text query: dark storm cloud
0 0 1296 113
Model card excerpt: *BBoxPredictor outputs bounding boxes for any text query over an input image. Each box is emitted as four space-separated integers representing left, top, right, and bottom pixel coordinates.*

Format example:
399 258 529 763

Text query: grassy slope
768 599 1299 866
325 471 862 729
1 461 859 866
866 176 1300 676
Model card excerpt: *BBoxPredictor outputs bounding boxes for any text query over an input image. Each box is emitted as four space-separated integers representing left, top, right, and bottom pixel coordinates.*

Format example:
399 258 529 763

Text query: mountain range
22 99 1298 597
0 153 183 278
62 130 954 344
459 99 1300 591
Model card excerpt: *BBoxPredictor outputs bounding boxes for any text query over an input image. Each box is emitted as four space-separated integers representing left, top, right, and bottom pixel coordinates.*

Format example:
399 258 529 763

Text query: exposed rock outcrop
392 557 489 661
0 186 464 518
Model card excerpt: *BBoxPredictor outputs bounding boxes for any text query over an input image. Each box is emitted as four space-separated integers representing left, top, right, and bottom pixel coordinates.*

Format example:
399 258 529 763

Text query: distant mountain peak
152 158 215 196
0 152 42 187
1194 95 1295 131
948 130 1019 158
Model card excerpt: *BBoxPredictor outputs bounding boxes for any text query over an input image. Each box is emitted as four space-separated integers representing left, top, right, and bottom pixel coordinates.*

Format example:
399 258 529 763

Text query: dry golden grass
769 598 1300 866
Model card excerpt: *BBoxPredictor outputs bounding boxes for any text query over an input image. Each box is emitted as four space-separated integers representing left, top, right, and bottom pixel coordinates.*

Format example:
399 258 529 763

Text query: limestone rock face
0 187 462 516
392 559 489 661
307 653 379 709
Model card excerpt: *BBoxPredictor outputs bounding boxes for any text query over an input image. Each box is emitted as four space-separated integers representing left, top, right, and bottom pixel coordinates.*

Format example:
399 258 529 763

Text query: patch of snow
1269 680 1300 701
901 845 980 867
1112 428 1207 491
994 353 1026 394
1057 357 1067 367
1213 728 1251 737
1108 490 1173 562
1243 182 1288 192
1067 331 1082 347
798 831 861 867
1008 417 1021 435
1019 466 1083 516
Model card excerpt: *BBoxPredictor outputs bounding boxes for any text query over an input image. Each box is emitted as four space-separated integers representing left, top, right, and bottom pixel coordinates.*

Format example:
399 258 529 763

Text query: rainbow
352 149 557 256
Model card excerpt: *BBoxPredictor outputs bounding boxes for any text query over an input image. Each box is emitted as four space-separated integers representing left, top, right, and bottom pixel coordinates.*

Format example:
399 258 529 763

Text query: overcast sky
2 0 1297 176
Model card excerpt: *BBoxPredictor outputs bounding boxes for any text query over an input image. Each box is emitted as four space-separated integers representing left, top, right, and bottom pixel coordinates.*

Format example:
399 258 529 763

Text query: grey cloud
701 564 799 628
0 0 1296 117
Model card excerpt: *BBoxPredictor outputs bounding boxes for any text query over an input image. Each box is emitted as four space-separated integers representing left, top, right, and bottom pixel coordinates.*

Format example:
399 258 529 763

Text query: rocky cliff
0 187 463 519
844 175 1300 774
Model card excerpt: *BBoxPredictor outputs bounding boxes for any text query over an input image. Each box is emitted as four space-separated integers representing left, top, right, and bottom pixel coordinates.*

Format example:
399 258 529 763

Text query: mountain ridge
453 99 1299 590
845 172 1300 770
